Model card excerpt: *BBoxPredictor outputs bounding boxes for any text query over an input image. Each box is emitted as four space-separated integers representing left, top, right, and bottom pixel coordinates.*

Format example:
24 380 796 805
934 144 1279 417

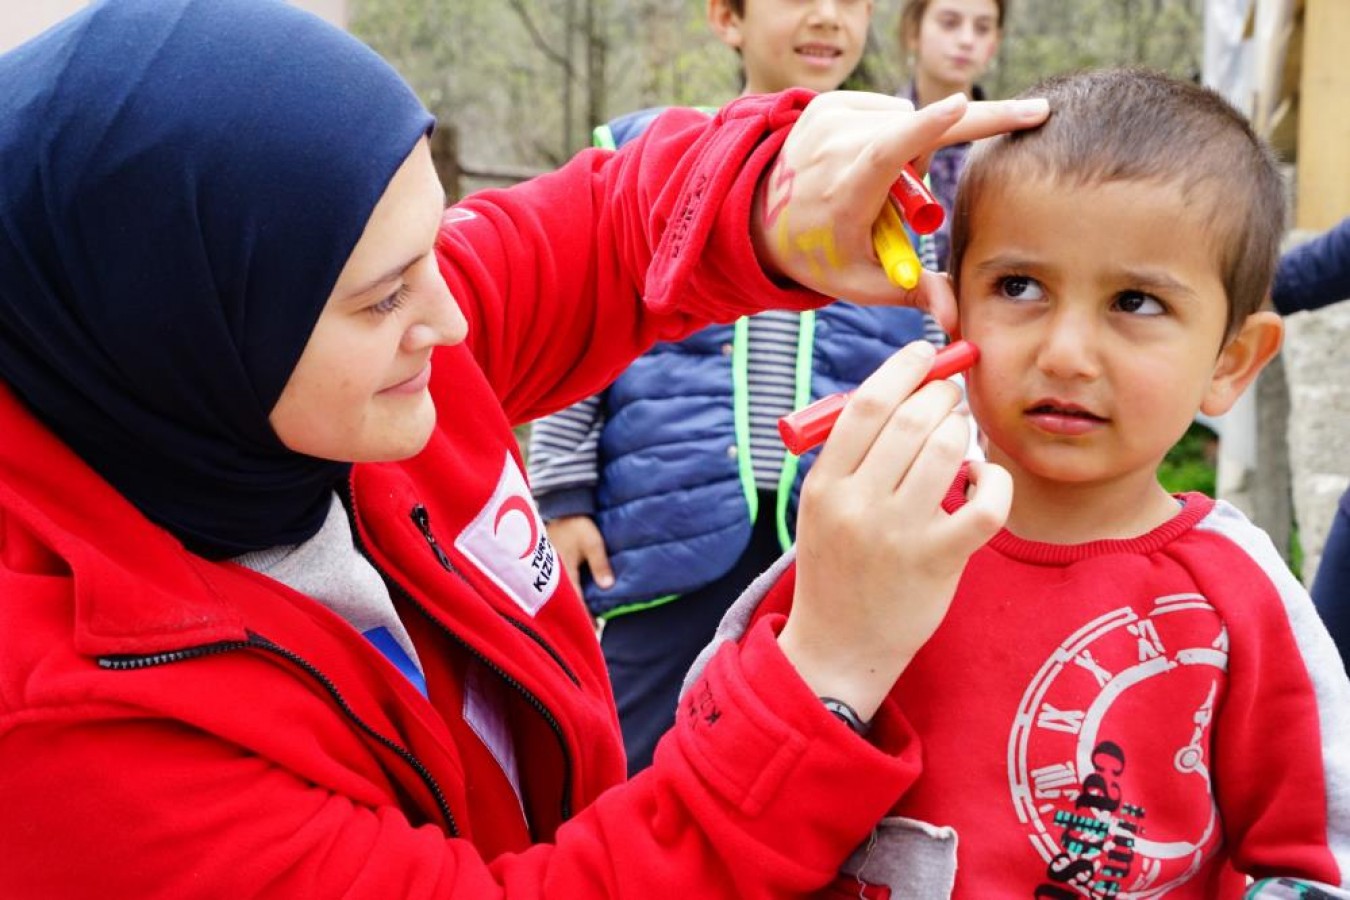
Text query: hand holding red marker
779 339 979 455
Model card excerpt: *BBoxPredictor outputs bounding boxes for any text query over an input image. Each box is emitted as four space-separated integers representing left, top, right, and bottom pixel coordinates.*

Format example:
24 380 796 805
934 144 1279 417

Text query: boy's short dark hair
950 67 1286 338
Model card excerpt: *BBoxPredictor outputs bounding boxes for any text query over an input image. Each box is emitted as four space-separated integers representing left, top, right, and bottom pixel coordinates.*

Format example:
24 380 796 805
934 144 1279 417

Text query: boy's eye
997 275 1044 301
1114 290 1165 316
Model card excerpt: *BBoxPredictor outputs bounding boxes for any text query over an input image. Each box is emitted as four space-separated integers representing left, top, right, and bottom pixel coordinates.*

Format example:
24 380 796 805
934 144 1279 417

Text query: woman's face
909 0 1001 92
269 138 467 463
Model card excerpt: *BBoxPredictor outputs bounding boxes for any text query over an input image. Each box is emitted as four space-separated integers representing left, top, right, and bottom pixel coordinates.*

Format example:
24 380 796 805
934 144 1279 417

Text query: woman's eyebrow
344 253 421 299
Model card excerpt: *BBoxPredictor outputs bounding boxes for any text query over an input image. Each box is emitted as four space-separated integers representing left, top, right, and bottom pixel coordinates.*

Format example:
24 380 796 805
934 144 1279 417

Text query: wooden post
1296 0 1350 229
429 125 463 204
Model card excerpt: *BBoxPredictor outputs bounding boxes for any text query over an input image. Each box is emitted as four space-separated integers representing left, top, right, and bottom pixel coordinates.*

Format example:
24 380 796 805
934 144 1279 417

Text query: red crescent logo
492 495 539 560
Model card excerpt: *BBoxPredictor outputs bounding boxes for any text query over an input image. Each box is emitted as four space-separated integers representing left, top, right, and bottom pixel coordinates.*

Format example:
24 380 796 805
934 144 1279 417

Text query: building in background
1 0 346 53
1204 0 1350 586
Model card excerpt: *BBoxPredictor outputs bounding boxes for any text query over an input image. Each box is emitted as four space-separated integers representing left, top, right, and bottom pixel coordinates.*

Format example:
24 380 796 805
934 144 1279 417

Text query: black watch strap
820 696 871 736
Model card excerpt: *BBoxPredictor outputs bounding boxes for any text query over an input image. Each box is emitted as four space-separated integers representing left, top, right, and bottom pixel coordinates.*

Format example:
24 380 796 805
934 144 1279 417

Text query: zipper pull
410 504 453 571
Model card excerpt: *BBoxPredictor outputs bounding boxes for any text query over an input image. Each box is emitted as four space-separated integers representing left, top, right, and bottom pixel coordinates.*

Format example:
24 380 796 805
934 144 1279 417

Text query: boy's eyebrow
970 253 1038 275
1099 266 1201 301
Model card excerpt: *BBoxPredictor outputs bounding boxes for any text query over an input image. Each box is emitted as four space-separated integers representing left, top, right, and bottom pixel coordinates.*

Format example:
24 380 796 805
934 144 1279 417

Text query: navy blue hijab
0 0 434 558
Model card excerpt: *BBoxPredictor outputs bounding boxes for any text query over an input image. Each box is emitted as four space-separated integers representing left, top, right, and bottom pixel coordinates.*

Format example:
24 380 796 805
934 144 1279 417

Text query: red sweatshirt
734 471 1350 898
0 93 920 897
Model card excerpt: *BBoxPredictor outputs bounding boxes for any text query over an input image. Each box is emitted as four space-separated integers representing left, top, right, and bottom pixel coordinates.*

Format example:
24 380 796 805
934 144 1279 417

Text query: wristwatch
820 696 871 736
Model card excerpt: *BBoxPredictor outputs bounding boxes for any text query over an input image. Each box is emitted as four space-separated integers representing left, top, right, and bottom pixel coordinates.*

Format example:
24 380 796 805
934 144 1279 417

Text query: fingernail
598 575 614 589
1013 97 1050 120
909 339 937 358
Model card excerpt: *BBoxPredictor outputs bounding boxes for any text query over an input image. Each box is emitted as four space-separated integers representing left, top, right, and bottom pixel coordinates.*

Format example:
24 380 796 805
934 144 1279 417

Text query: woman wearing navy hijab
0 0 1044 894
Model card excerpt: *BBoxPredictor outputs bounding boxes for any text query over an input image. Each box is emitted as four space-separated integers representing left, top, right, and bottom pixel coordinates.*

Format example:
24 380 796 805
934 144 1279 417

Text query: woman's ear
1199 310 1284 417
707 0 744 50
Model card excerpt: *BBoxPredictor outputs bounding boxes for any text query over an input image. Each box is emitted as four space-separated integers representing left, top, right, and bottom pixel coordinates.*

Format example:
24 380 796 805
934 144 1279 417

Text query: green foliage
1158 421 1217 497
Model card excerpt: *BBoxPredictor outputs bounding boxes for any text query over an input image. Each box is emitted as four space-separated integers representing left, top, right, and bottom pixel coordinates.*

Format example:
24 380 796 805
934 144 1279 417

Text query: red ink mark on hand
763 158 796 230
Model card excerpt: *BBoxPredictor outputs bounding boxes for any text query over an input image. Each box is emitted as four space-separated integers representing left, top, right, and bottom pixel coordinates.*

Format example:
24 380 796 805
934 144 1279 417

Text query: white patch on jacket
457 452 560 615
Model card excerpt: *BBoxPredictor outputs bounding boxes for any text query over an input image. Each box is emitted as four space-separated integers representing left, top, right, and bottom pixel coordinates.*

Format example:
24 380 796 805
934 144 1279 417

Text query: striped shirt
528 282 946 506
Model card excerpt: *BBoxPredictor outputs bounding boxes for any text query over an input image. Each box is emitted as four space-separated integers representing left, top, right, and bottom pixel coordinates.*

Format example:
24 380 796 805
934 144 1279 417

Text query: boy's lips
796 43 843 61
1024 399 1108 436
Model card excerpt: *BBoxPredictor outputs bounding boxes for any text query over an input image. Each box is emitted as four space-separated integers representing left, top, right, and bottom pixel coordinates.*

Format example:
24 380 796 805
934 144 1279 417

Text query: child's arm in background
1272 216 1350 316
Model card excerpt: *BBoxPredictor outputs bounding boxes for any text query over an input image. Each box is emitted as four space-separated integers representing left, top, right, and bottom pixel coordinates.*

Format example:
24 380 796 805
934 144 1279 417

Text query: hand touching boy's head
946 68 1285 537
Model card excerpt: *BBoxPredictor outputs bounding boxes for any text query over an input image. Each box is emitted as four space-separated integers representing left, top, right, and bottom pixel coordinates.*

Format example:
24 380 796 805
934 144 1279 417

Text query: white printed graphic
456 452 560 616
1008 593 1227 898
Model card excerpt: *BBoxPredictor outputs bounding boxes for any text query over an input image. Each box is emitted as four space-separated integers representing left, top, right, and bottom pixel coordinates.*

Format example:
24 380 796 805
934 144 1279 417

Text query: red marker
888 163 944 236
778 340 979 456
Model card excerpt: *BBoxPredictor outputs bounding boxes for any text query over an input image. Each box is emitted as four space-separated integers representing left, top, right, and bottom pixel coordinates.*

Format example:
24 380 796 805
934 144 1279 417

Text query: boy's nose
1036 311 1101 381
808 0 842 24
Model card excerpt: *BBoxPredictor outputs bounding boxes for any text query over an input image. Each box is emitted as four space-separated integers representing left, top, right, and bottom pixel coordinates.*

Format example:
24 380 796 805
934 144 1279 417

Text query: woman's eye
1114 290 1165 316
997 275 1043 301
369 287 408 317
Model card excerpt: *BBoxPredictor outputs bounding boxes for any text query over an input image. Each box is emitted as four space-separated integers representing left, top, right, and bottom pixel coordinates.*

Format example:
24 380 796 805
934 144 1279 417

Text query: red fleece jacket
0 92 922 898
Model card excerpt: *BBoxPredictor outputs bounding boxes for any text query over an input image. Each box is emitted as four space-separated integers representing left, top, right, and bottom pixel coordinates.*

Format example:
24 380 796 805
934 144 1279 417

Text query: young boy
528 0 944 776
705 67 1350 897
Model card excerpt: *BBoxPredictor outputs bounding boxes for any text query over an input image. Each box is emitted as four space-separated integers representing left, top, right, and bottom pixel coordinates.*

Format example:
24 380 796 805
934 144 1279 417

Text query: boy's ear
1199 310 1284 417
707 0 744 49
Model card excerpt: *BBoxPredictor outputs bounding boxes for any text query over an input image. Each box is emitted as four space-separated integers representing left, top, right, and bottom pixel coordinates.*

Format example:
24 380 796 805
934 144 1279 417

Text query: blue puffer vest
588 108 932 617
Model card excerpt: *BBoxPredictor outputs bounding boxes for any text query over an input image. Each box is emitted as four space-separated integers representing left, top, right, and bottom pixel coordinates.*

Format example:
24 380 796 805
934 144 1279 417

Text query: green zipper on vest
601 310 815 618
591 123 617 151
776 308 815 550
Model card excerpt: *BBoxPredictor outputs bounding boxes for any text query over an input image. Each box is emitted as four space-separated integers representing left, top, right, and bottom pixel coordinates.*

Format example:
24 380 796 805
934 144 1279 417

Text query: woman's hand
777 341 1012 721
751 91 1049 334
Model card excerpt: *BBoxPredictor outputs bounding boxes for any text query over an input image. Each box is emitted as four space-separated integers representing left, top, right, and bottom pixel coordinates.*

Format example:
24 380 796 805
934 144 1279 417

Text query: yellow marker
872 199 922 289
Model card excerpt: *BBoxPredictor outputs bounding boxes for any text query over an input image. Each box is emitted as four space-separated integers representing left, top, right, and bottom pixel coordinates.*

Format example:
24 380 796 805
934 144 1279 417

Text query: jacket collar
0 384 249 656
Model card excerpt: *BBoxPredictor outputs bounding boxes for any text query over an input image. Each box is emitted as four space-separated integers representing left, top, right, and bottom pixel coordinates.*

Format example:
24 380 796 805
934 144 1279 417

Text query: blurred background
350 0 1213 195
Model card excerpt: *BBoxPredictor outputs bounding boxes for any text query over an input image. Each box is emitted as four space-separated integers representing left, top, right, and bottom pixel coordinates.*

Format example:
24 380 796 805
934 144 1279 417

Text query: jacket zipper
99 633 458 836
351 490 577 823
408 502 579 686
415 503 583 688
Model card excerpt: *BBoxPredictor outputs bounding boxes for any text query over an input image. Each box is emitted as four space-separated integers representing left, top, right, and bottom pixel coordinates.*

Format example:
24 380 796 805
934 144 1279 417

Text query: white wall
0 0 346 54
0 0 83 53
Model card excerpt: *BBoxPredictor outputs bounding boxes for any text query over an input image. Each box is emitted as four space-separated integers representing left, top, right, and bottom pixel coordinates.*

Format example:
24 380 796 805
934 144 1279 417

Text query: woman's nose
403 255 468 351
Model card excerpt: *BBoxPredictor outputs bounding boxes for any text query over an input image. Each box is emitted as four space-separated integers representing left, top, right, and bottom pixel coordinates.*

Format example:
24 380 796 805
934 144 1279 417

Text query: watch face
823 697 870 735
1007 594 1226 897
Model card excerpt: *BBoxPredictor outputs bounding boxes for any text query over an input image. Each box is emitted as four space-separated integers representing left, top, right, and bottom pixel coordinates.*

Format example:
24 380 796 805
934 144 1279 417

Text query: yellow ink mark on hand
793 226 841 278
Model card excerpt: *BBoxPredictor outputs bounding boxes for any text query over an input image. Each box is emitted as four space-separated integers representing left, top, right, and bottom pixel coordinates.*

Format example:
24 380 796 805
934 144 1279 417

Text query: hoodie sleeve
432 89 828 426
